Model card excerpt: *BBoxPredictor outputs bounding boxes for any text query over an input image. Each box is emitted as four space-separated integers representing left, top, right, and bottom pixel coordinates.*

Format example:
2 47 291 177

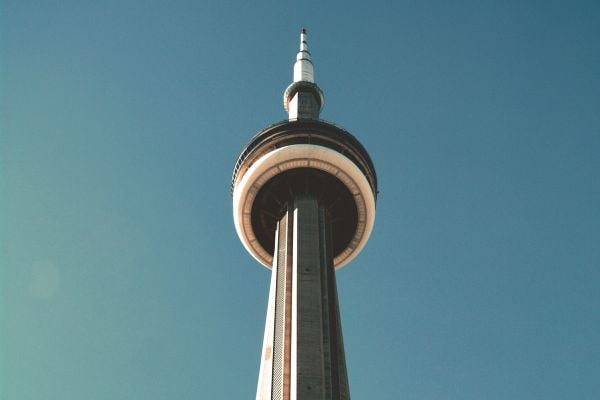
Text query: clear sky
2 1 599 399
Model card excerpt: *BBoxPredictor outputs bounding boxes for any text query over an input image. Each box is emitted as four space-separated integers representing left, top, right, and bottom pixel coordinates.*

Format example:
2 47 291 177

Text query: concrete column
256 195 350 400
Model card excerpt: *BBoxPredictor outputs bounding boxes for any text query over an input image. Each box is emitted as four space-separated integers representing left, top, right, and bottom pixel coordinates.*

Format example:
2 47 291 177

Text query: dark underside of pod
251 168 358 258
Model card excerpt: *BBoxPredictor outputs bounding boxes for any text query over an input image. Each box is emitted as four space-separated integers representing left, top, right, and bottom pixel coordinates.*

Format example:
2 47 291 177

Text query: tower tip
301 27 307 34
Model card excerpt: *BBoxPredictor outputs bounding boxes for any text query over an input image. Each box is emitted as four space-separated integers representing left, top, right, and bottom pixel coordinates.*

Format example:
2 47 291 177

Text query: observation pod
232 119 378 268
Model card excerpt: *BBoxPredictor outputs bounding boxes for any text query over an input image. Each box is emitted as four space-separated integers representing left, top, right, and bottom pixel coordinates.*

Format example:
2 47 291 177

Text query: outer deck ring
233 144 376 269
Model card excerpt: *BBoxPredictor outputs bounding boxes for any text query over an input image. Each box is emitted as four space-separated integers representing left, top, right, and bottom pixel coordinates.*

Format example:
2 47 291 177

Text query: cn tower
231 29 378 400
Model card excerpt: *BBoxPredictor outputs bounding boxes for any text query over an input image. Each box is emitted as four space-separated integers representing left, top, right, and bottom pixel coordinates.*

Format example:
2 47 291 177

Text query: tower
231 29 377 400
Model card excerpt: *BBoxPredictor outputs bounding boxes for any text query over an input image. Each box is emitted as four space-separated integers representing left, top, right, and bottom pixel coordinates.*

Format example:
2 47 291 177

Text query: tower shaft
257 195 350 400
233 29 377 400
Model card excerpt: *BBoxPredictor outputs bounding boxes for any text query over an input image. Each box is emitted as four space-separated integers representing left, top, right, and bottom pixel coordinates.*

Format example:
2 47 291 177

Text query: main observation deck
232 118 378 269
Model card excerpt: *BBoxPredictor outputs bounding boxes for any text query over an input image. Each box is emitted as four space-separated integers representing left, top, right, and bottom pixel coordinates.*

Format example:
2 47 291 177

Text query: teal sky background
2 1 599 399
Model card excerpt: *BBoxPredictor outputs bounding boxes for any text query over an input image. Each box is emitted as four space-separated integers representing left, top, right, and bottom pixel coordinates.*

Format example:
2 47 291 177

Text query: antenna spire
294 28 313 82
283 28 324 119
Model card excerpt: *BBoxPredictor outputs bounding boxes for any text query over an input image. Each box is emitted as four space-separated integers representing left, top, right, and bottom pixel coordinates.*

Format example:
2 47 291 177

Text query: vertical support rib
257 195 350 400
256 221 279 399
293 196 325 398
257 211 293 400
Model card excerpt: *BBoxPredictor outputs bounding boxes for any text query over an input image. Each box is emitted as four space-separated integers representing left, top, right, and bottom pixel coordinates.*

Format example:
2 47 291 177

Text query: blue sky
2 1 599 399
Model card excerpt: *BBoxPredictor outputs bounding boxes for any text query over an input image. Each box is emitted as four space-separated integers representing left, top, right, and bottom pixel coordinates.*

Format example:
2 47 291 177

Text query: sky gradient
2 1 600 399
